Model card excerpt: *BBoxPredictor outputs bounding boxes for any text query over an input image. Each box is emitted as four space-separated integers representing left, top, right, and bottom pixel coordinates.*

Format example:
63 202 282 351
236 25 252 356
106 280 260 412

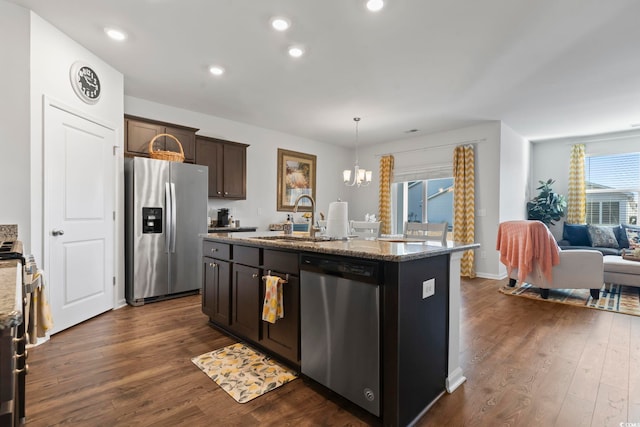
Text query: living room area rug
499 282 640 317
191 343 298 403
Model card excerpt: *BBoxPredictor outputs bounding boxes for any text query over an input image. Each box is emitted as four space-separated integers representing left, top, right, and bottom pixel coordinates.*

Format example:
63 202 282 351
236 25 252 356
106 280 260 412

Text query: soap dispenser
284 214 293 235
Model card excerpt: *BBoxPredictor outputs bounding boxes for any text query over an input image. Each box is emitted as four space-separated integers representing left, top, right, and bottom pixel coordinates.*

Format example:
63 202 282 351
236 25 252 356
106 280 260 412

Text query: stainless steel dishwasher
300 253 381 417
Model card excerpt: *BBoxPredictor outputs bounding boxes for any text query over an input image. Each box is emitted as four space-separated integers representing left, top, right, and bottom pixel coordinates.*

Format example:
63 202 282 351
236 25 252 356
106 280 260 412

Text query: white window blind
585 153 640 225
393 163 453 183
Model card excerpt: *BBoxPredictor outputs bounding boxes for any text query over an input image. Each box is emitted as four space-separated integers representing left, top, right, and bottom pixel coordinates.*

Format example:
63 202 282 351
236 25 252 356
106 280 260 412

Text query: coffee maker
217 208 230 227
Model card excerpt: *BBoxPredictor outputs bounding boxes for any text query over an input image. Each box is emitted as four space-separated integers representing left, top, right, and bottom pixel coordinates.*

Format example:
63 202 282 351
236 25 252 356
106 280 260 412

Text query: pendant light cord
354 117 360 165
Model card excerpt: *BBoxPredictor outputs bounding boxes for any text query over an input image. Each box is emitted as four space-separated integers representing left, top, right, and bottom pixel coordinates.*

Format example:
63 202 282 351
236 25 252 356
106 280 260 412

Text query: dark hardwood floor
25 277 639 426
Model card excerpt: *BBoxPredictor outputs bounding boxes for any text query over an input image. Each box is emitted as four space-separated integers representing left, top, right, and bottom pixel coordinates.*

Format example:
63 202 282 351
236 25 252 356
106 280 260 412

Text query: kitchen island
201 232 479 427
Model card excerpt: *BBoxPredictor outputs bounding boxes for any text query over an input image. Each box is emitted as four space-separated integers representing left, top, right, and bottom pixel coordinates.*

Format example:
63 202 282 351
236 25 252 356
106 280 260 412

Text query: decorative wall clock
69 61 101 104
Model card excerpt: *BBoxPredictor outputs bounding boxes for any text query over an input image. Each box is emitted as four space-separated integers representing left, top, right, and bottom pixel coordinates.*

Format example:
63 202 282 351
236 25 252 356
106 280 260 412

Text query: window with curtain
392 177 454 233
585 153 639 225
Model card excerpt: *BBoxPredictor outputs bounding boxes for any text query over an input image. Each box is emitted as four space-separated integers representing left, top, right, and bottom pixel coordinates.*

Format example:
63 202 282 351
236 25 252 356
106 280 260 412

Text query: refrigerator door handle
165 182 172 253
170 182 177 253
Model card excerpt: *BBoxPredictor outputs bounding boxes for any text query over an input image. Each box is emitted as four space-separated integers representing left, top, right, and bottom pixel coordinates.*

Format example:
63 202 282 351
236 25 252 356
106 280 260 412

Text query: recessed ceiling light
209 66 225 76
288 46 305 58
104 27 127 41
271 17 291 31
366 0 384 12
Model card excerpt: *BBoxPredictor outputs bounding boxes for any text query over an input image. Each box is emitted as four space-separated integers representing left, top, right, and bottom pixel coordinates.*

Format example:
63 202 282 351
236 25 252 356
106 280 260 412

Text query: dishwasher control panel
300 254 379 284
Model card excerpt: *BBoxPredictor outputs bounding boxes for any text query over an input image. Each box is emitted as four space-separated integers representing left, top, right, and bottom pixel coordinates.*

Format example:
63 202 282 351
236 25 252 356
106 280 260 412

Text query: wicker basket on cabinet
148 133 185 162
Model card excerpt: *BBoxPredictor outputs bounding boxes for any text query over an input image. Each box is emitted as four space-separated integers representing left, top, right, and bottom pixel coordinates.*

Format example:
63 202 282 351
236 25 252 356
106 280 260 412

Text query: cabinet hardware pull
252 273 258 278
211 248 218 252
209 263 217 268
217 191 222 195
224 192 228 195
15 364 29 375
13 332 28 344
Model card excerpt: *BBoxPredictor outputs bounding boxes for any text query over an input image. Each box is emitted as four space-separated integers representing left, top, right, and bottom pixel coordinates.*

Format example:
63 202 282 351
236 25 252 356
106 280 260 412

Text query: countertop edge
200 232 480 262
0 260 23 329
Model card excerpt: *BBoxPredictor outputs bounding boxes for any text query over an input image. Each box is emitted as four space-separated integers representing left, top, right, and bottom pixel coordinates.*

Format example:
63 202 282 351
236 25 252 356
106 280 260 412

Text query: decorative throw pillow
562 223 590 246
619 224 640 248
613 225 625 247
626 228 640 249
587 225 619 249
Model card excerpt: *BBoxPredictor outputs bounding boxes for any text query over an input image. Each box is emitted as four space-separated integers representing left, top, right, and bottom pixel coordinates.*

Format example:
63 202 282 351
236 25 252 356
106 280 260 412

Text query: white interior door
45 104 115 334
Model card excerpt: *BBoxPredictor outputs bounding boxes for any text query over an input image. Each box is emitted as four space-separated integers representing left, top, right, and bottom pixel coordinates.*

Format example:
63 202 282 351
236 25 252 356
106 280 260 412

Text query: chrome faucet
293 194 317 238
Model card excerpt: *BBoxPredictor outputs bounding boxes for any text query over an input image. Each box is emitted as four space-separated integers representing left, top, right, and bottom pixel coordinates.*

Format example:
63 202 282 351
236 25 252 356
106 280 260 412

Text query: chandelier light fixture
343 117 372 187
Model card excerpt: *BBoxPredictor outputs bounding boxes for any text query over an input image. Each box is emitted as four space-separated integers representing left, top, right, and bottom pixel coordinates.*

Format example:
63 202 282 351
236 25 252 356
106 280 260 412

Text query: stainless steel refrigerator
125 157 208 305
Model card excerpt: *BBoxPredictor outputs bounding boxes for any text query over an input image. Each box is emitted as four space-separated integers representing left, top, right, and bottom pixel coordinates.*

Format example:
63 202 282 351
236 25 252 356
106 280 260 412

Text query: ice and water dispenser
142 207 163 233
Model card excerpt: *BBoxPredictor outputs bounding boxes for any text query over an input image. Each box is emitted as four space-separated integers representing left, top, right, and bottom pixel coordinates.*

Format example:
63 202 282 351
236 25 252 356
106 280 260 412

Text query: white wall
497 122 531 277
29 12 125 304
531 129 640 240
124 97 353 229
8 3 541 285
352 122 504 278
0 2 30 245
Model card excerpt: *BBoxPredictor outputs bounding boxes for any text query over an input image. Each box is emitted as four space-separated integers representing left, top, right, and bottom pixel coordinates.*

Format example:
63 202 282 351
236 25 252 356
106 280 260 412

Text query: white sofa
603 255 640 288
508 249 604 299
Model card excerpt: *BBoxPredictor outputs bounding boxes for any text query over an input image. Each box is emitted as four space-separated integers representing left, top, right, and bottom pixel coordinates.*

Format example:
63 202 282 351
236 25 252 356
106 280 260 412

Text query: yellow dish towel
262 276 284 324
28 270 54 343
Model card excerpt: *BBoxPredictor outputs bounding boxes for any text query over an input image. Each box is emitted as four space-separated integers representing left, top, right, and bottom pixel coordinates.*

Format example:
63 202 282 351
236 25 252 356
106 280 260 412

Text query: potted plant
527 179 567 226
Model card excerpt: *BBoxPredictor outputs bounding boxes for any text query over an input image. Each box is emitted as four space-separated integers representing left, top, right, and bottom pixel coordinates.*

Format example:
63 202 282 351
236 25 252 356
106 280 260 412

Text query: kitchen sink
251 235 339 243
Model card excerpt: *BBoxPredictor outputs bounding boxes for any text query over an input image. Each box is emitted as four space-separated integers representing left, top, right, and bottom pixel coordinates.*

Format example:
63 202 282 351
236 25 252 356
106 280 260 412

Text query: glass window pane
585 152 639 226
392 178 455 234
585 153 640 189
586 201 599 224
407 181 424 223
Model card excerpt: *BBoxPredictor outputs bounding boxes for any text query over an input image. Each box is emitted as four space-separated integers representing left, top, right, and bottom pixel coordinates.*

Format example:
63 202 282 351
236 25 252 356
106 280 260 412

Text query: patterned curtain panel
378 155 394 234
453 145 475 278
567 144 586 224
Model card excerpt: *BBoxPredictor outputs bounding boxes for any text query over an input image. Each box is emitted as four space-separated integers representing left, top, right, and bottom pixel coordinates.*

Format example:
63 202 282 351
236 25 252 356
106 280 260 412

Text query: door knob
51 229 65 236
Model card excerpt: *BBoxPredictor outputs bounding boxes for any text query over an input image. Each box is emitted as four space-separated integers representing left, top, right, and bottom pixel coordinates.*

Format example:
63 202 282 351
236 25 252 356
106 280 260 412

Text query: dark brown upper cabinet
195 135 249 199
124 115 198 163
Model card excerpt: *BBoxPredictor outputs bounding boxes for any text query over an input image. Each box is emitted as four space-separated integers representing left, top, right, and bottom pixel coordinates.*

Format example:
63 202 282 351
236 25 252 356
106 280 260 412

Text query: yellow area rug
191 343 298 403
499 282 640 317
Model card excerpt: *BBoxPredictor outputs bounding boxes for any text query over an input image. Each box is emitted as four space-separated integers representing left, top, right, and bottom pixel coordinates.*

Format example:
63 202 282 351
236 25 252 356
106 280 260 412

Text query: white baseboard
471 271 507 280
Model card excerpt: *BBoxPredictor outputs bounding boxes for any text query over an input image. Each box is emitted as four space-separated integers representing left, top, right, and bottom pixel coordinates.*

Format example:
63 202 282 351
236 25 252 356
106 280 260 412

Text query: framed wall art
277 148 316 211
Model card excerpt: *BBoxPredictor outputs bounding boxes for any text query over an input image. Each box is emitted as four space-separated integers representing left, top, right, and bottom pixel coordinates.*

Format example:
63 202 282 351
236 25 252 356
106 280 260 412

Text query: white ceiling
9 0 640 146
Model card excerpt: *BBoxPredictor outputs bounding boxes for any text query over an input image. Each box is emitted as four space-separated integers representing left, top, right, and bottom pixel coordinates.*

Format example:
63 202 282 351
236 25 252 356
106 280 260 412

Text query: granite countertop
0 259 22 329
202 231 480 262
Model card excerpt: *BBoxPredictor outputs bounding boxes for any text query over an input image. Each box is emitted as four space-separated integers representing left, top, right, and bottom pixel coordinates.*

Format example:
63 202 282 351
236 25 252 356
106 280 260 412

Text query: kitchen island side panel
382 261 400 426
394 254 449 426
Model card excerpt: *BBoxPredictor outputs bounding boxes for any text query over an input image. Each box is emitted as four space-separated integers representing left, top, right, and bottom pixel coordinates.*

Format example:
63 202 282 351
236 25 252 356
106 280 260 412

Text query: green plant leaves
527 179 567 226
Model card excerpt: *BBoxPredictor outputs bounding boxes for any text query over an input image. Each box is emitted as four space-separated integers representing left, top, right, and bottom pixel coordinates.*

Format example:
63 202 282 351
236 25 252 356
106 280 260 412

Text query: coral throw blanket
496 220 560 282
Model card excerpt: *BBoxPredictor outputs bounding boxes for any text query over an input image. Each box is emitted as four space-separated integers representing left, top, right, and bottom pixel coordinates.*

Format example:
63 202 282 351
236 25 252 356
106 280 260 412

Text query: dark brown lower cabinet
201 240 301 366
202 257 230 325
230 263 261 341
259 249 300 364
259 273 299 364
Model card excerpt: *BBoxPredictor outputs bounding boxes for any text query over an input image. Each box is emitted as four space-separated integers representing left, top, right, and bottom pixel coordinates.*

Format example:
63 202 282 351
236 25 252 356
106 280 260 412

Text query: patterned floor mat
191 342 298 403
